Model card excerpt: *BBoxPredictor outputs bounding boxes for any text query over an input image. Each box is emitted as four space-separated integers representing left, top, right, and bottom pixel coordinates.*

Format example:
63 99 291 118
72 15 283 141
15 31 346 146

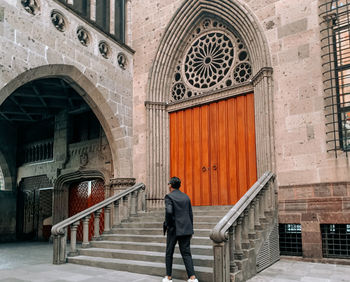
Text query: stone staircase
68 206 231 281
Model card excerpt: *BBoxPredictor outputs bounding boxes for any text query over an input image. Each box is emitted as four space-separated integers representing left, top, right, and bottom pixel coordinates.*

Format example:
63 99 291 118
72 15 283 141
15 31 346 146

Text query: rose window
184 32 234 89
170 18 252 102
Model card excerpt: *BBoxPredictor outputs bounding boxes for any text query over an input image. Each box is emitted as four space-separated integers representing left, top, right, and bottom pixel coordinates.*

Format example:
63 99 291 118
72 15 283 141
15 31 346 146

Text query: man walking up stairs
68 204 231 281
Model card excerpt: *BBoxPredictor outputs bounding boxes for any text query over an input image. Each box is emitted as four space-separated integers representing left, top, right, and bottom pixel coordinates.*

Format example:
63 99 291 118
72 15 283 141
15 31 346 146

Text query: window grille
56 0 125 43
278 224 303 256
321 224 350 258
320 0 350 156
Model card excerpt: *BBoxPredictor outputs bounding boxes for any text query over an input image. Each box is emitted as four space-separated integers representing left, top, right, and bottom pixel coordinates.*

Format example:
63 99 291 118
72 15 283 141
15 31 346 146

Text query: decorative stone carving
51 10 66 32
79 152 88 168
109 178 136 194
98 41 110 58
117 52 127 69
77 27 90 46
170 17 252 102
21 0 40 15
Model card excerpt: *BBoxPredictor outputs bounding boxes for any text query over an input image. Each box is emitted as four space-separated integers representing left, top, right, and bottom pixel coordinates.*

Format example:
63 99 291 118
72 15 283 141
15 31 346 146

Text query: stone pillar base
109 178 136 195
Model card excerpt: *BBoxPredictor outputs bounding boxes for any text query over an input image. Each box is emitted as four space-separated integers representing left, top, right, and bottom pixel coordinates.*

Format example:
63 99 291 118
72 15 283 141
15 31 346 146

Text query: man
162 177 198 282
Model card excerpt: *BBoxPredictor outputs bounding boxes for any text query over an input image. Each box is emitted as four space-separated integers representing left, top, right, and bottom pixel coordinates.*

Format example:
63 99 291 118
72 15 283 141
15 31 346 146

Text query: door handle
202 166 207 172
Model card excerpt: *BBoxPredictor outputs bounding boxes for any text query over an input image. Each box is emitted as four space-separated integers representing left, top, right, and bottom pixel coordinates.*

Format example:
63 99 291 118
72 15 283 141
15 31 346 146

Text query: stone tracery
170 18 252 102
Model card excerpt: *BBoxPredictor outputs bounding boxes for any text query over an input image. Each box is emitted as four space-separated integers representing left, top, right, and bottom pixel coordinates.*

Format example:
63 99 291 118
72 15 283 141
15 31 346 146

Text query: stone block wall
0 0 134 178
131 0 349 184
279 182 350 258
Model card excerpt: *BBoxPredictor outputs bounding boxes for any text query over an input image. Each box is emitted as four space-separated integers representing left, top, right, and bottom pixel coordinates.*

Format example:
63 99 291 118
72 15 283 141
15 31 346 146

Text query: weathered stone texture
279 182 350 258
0 0 134 178
131 0 183 184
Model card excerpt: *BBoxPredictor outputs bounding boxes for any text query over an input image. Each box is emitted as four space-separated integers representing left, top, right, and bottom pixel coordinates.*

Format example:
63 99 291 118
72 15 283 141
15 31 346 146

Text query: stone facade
0 0 134 178
131 0 350 259
0 0 349 263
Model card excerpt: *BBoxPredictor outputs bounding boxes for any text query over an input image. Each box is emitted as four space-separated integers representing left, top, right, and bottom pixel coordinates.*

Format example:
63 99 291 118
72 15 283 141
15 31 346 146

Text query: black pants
166 229 195 278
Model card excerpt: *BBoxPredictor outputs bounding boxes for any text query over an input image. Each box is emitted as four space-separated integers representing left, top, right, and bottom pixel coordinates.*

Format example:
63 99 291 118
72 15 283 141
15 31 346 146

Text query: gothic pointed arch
53 169 106 224
146 0 274 202
0 64 129 177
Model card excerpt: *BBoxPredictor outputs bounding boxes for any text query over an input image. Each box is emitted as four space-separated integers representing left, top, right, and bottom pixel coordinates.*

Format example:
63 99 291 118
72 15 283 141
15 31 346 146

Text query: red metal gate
69 179 105 241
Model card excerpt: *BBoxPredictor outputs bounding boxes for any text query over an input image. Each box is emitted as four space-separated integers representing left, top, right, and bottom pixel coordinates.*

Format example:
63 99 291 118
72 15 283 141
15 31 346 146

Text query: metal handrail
51 182 146 236
210 171 274 243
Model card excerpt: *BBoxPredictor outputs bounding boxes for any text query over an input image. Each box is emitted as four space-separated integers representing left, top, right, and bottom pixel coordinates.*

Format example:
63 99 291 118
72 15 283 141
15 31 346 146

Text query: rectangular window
320 0 350 155
279 224 303 256
57 0 125 44
321 224 350 258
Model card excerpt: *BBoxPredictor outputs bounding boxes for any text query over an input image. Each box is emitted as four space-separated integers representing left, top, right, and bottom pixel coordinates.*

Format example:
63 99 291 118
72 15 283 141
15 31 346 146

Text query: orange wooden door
169 93 257 206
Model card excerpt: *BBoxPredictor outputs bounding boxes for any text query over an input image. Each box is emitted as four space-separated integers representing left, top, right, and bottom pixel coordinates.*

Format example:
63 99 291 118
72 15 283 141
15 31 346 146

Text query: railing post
248 203 256 239
235 216 244 261
130 191 138 216
142 189 147 212
93 210 102 241
82 216 90 248
212 239 230 282
53 235 60 264
123 195 130 221
263 187 269 213
241 210 250 249
69 222 80 256
253 198 260 227
104 204 112 233
113 200 121 227
258 192 266 220
59 229 67 263
229 224 238 273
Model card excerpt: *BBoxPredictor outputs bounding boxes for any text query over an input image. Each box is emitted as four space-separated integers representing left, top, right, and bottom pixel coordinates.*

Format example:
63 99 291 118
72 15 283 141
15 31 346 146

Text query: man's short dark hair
169 177 181 189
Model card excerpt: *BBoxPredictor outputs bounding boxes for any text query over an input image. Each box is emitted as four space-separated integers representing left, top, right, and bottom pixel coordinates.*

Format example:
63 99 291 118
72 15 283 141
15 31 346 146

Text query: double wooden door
169 94 257 206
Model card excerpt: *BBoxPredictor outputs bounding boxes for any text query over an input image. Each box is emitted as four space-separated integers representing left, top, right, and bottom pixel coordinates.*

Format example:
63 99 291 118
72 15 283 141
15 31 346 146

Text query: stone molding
166 82 254 113
53 169 106 224
109 177 136 194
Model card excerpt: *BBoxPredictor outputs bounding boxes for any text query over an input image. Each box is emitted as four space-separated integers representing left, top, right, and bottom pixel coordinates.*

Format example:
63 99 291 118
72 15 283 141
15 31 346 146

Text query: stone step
143 210 230 217
100 234 212 245
77 248 213 267
68 255 213 282
149 205 231 211
130 215 222 223
109 228 212 237
116 222 217 229
90 240 213 256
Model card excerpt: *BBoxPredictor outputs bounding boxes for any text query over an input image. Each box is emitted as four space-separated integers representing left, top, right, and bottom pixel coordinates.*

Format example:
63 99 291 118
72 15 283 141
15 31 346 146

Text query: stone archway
52 170 105 225
146 0 274 202
0 64 131 178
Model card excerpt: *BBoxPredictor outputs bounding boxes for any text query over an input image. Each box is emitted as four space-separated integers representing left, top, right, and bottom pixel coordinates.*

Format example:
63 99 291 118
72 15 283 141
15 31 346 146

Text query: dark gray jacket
164 189 194 236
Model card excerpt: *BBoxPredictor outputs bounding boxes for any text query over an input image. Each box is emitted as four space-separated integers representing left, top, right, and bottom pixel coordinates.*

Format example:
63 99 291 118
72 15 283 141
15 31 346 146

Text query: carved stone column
235 216 244 260
113 201 121 227
104 205 112 233
93 210 102 241
82 216 90 248
229 224 238 273
68 222 80 256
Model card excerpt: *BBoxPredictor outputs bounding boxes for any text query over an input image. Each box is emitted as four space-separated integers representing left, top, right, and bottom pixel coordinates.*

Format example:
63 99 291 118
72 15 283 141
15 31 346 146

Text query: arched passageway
0 72 114 241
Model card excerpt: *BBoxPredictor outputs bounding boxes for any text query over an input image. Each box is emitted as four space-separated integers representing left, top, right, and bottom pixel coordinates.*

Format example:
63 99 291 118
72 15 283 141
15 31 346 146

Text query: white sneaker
162 276 172 282
187 279 199 282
